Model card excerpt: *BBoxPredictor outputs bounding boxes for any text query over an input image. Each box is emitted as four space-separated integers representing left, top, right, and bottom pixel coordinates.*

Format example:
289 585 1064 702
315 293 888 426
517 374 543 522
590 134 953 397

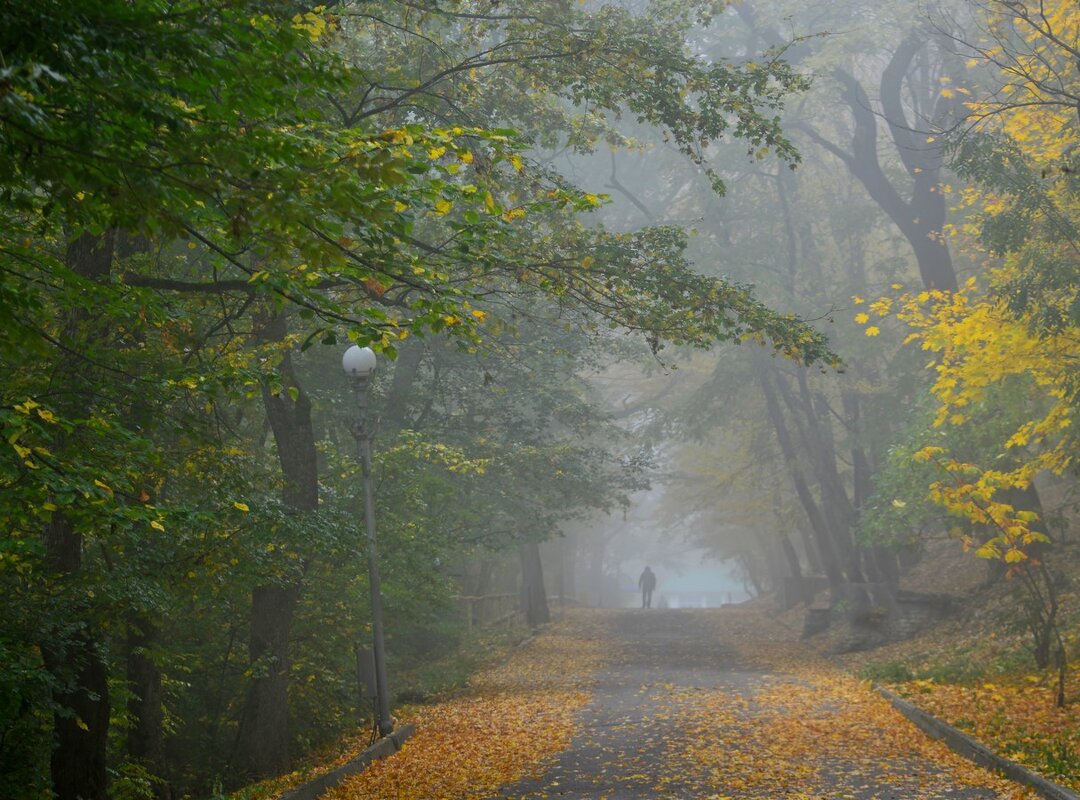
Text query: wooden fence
452 593 522 629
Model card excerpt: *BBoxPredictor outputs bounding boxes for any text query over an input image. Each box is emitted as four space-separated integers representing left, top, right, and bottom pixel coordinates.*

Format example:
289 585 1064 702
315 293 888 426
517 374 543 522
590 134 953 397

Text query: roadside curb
876 686 1079 800
276 724 416 800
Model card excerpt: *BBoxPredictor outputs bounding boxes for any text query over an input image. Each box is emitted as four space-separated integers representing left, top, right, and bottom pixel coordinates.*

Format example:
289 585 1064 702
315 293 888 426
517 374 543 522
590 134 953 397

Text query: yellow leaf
13 399 39 415
509 153 523 172
150 520 165 532
433 199 453 216
233 502 250 512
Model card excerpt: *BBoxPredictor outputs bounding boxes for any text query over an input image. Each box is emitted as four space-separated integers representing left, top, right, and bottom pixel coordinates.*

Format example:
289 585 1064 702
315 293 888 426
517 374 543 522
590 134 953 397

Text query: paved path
486 609 1017 799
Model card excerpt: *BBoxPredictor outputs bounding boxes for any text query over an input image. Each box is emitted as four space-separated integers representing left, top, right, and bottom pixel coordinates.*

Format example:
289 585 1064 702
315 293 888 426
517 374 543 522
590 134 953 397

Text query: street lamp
342 344 393 737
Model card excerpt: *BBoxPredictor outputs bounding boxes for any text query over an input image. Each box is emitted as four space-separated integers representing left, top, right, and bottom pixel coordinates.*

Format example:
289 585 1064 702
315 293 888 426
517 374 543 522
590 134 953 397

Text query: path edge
275 724 416 800
876 686 1079 800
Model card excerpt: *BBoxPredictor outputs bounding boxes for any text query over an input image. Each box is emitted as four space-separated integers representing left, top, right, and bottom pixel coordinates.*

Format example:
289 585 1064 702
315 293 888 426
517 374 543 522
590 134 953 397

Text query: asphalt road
485 609 1014 800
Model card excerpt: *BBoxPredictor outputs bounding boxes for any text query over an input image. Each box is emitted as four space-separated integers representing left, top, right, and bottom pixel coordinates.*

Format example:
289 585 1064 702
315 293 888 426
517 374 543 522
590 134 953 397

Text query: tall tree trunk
738 13 959 291
778 532 802 579
40 231 117 800
777 531 812 607
758 368 845 594
234 584 301 781
519 541 550 626
41 518 111 800
127 613 168 799
742 547 767 598
234 313 316 782
773 369 862 583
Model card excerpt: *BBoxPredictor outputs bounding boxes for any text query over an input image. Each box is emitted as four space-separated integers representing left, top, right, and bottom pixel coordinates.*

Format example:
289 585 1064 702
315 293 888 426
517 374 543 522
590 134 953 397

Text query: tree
853 0 1079 699
1 0 843 794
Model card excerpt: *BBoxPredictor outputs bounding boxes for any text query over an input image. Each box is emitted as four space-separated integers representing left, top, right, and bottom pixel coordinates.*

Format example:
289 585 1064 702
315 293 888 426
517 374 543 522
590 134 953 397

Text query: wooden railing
452 593 522 629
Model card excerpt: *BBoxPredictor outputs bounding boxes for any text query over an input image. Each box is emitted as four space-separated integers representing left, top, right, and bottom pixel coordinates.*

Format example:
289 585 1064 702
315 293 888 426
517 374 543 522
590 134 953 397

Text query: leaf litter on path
330 607 1038 799
324 610 607 800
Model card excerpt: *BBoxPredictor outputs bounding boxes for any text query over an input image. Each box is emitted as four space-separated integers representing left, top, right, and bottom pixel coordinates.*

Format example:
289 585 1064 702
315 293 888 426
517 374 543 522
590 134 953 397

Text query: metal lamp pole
342 345 393 737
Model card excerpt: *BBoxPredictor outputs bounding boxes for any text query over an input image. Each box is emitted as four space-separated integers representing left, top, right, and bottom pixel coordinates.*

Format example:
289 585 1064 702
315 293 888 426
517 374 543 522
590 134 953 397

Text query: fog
6 0 1074 796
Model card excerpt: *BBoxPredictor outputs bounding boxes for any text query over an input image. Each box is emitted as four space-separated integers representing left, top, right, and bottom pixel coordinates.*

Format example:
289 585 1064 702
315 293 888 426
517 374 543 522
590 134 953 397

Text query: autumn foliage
321 613 605 800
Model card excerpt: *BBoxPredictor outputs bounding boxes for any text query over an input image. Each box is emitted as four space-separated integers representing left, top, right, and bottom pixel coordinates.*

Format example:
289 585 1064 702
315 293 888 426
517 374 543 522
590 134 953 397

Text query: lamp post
342 345 393 737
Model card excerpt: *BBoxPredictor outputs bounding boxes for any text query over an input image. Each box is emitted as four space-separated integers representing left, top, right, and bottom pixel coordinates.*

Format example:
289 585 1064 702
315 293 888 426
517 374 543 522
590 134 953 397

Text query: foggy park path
328 607 1033 800
482 608 1027 800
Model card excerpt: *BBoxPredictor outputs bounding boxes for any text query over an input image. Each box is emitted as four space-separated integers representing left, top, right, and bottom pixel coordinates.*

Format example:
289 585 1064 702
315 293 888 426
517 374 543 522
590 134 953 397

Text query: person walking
638 566 657 609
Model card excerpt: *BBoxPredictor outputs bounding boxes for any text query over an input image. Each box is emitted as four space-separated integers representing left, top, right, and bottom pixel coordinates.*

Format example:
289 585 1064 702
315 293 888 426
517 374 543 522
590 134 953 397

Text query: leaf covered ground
316 607 1036 799
834 606 1080 790
827 543 1080 792
656 609 1033 799
892 678 1080 789
323 611 608 800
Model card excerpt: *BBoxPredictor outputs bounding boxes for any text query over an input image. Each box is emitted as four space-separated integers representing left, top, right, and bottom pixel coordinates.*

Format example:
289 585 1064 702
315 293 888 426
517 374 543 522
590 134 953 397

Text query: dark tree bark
234 583 301 782
519 541 551 626
234 312 316 782
737 8 957 289
41 520 111 800
827 36 959 292
773 370 864 583
40 231 116 800
776 531 814 606
126 614 169 799
778 532 802 579
758 368 845 594
743 544 768 598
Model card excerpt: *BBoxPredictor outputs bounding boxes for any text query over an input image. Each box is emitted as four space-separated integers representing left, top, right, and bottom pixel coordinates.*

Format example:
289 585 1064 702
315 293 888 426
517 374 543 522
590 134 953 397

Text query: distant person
638 566 657 608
